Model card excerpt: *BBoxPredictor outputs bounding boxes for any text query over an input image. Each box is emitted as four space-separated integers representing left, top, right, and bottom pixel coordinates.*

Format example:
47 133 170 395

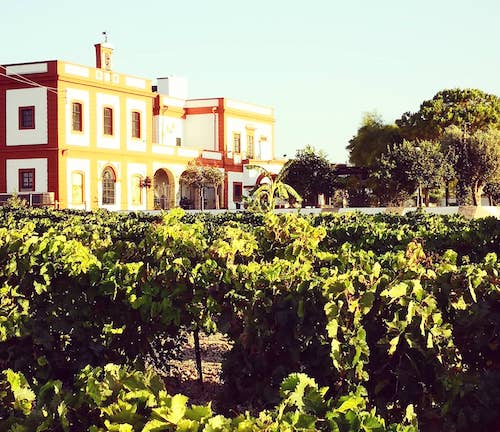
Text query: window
72 102 83 132
102 167 116 205
131 111 141 139
233 182 243 202
103 107 113 135
247 134 254 158
176 137 182 147
131 175 143 206
19 106 35 129
233 133 241 153
19 168 35 192
71 171 84 204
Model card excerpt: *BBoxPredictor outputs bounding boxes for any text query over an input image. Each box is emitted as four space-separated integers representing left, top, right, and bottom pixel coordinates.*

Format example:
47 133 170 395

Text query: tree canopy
396 88 500 141
280 146 336 206
442 126 500 205
347 112 402 167
372 139 453 206
181 162 224 209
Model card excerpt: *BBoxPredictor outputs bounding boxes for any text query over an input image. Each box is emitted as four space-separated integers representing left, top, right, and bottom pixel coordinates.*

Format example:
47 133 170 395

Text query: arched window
102 167 116 205
71 171 85 204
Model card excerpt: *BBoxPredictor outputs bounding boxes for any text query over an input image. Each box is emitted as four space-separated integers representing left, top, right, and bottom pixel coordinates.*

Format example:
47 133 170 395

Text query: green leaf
337 396 361 413
5 369 36 415
388 335 400 355
103 420 133 431
383 283 407 300
185 404 212 421
142 419 170 432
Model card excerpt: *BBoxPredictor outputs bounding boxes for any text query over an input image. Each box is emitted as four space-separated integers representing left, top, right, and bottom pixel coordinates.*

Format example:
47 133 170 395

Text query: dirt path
164 332 233 407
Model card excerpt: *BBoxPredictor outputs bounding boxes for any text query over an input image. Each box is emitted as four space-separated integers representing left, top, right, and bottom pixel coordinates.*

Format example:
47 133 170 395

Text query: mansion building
0 43 283 210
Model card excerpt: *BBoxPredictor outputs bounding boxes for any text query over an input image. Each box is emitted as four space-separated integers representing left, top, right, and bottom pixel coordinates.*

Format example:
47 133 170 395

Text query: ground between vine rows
165 332 233 411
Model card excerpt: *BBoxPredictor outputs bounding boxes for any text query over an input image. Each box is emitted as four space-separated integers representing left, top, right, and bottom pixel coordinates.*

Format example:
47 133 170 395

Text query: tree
373 140 451 206
347 112 403 167
246 165 302 213
397 88 500 141
181 162 224 210
409 140 454 206
442 126 500 205
373 141 418 206
484 182 500 205
280 146 336 206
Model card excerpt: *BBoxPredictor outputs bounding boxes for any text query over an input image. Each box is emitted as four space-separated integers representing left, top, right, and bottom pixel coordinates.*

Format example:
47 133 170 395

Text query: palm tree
246 165 302 213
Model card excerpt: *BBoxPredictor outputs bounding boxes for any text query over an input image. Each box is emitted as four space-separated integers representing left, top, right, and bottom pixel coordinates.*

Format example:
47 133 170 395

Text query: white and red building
0 43 284 210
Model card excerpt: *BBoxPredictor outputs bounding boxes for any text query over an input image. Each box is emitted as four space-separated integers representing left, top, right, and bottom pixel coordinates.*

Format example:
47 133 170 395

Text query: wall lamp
140 176 152 189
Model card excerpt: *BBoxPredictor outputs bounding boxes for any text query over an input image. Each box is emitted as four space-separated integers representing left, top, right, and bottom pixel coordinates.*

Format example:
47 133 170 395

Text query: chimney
94 42 114 70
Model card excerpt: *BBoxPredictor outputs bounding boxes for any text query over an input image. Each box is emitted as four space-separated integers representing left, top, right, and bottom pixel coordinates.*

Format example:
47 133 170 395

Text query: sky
1 0 500 163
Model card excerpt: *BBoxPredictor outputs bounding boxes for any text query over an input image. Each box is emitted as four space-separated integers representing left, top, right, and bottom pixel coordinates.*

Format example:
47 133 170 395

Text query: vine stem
193 327 203 385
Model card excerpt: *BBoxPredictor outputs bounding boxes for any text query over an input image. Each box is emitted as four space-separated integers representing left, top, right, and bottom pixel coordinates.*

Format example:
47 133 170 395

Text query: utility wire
0 65 59 95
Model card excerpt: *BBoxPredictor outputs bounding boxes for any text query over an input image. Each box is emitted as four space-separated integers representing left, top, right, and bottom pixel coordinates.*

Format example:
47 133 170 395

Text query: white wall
6 158 48 193
127 162 147 210
96 93 120 149
225 117 273 159
154 115 184 146
6 87 48 146
227 171 245 209
126 98 147 152
66 158 91 209
157 76 188 99
184 114 217 150
65 88 90 147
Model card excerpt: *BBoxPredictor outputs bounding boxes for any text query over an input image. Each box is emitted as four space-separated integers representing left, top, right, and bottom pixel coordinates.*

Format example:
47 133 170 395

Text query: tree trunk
214 184 220 210
445 183 449 207
472 183 484 207
199 187 205 211
424 189 430 207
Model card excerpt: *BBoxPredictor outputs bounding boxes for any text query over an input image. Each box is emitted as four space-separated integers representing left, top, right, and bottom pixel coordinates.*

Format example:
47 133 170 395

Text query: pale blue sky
2 0 499 162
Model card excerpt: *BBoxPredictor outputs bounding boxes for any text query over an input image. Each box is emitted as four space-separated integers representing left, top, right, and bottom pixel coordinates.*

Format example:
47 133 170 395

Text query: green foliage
180 162 224 209
0 364 417 431
373 140 453 206
484 181 500 205
396 88 500 141
280 145 337 206
347 112 403 167
373 141 418 205
442 126 500 205
245 165 302 212
0 207 499 431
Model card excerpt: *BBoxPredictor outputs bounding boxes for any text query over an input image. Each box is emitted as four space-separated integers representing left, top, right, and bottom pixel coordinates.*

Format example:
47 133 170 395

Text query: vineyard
0 204 499 431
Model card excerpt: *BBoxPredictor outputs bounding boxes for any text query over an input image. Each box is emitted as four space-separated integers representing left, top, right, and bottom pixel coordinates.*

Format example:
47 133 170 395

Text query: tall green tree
373 141 418 206
397 88 500 141
347 112 403 167
280 146 336 206
373 140 452 206
442 126 500 205
409 140 454 206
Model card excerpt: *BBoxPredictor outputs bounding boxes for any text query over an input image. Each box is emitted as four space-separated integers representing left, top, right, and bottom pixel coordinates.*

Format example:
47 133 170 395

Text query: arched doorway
179 171 198 209
153 169 174 210
179 167 224 210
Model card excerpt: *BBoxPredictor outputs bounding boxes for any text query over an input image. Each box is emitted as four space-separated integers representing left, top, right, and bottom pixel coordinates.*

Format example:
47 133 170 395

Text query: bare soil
164 332 233 407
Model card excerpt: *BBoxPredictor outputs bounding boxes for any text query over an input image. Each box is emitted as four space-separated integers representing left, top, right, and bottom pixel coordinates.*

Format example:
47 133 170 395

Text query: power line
0 65 59 95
